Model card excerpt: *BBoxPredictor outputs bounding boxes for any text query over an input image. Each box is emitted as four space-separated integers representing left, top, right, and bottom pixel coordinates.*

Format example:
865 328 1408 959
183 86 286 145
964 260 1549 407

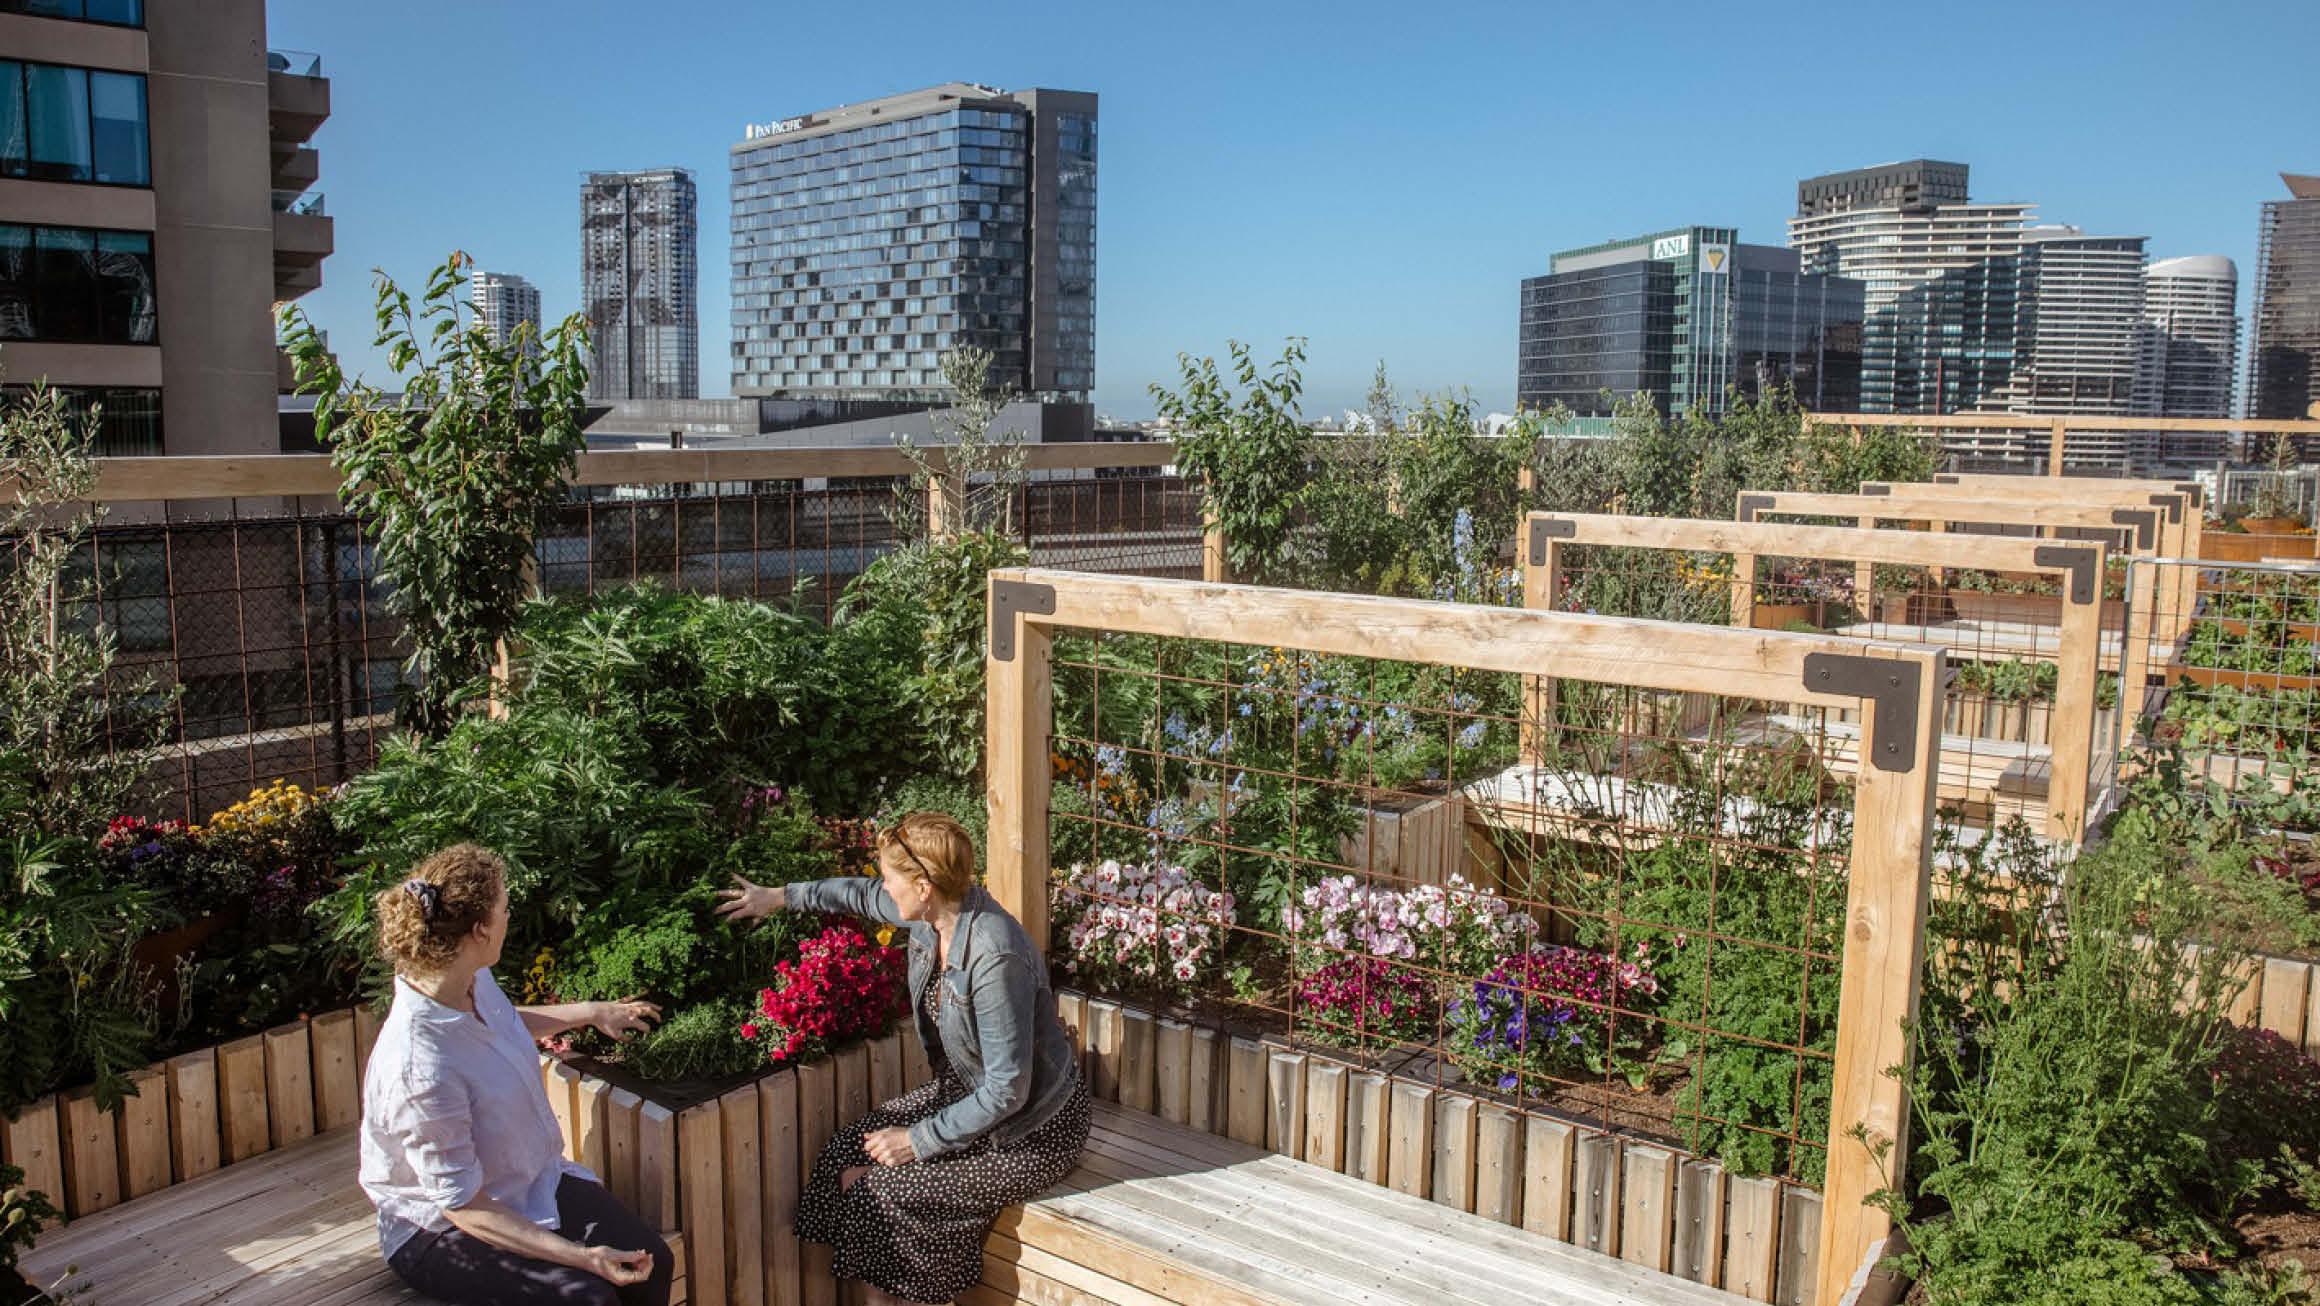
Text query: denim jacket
785 877 1080 1159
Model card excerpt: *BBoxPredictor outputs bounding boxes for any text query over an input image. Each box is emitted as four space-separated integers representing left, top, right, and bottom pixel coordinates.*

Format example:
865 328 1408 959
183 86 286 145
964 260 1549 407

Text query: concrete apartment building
2135 254 2239 420
1789 160 2032 415
2250 173 2320 421
728 83 1097 436
2005 227 2148 417
0 0 330 455
581 167 699 401
471 268 542 357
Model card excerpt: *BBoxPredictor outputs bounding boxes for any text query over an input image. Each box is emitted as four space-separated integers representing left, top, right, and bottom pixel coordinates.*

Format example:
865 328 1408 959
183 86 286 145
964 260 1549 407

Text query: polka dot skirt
795 970 1091 1305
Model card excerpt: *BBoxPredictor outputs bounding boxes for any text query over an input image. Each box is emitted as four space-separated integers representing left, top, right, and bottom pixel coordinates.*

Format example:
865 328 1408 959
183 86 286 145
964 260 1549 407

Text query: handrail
1803 411 2320 435
36 441 1180 504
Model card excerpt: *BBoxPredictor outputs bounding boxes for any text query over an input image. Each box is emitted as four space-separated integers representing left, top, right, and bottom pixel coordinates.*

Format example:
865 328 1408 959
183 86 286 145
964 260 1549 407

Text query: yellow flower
876 924 896 947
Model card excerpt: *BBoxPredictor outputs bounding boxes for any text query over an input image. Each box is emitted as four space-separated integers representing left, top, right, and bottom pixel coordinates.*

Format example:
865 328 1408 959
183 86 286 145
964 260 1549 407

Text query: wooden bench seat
978 1101 1741 1306
18 1127 687 1306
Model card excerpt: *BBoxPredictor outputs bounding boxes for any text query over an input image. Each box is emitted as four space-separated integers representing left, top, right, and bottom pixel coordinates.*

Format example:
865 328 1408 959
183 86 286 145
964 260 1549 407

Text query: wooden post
216 1033 270 1164
761 1072 802 1306
115 1066 171 1201
2048 417 2067 477
1200 503 1230 584
1386 1080 1434 1199
1302 1060 1348 1173
795 1061 837 1306
1619 1144 1677 1274
1154 1018 1193 1126
835 1042 871 1127
547 1060 584 1159
1674 1158 1728 1287
57 1087 120 1217
576 1075 613 1176
2261 958 2311 1044
1779 1188 1824 1306
0 1098 64 1223
1265 1049 1307 1160
606 1089 643 1208
165 1049 220 1182
1519 522 1565 765
1578 1134 1623 1258
2048 549 2104 843
1474 1103 1523 1226
1521 1115 1577 1242
1086 999 1123 1102
1345 1070 1391 1186
637 1100 679 1235
985 574 1053 951
262 1021 316 1149
719 1085 764 1306
354 1001 382 1081
1225 1037 1267 1148
678 1100 727 1306
1186 1025 1223 1135
1431 1092 1478 1213
1729 547 1760 628
1117 1007 1156 1114
309 1009 360 1131
869 1030 903 1109
1724 1175 1782 1301
1815 651 1941 1306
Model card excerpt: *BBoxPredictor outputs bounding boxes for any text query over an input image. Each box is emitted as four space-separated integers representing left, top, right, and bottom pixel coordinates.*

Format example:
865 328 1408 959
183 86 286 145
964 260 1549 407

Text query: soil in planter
2233 1199 2320 1281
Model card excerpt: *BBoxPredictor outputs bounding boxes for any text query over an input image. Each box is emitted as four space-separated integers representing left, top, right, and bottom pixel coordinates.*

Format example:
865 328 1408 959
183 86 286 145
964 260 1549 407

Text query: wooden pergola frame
1521 511 2108 844
981 567 1946 1306
1871 477 2199 660
1736 490 2177 747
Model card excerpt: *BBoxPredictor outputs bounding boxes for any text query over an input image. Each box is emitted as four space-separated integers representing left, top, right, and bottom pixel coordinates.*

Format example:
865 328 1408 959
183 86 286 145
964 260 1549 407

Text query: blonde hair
877 812 977 899
375 843 505 974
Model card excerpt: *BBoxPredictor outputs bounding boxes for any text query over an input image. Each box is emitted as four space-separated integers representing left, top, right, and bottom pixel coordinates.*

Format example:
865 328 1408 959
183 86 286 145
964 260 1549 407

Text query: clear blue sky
273 0 2319 421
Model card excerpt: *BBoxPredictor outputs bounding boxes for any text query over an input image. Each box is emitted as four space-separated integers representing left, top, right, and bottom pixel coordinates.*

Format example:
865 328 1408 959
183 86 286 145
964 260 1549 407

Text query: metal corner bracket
1801 651 1926 772
1736 493 1774 523
2148 493 2182 525
1859 483 1892 496
1529 516 1574 566
2109 507 2157 550
2031 544 2099 605
988 579 1057 662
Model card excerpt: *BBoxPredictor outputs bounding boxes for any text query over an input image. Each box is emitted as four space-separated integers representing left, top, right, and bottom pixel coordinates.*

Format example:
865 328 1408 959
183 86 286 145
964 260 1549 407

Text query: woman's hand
715 875 785 924
864 1127 917 1167
578 1244 655 1286
589 996 661 1042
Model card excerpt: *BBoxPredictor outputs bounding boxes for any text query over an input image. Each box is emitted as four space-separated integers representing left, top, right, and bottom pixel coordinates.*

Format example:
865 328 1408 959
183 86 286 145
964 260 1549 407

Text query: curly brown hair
375 843 505 974
877 812 977 899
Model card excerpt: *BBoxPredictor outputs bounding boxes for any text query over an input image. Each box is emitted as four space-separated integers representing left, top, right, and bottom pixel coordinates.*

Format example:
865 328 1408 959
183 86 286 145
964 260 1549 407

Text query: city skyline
270 0 2317 421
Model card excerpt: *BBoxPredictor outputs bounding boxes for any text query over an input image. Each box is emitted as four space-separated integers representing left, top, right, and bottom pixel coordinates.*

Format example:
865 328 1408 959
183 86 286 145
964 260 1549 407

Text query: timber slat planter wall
985 568 1951 1306
1053 988 1827 1304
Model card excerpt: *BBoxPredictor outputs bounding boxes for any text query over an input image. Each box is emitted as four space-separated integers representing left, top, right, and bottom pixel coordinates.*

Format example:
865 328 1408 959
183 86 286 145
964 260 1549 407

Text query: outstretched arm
518 998 660 1041
716 876 906 927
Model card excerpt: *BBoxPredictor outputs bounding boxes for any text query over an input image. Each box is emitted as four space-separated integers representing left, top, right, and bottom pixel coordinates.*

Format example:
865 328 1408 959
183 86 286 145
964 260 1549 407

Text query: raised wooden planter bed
2202 530 2318 563
2212 618 2320 644
2178 664 2320 693
1945 590 2128 632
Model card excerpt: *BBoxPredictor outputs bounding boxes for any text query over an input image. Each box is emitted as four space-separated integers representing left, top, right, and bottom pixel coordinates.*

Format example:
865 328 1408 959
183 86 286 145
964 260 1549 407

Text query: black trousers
387 1175 673 1306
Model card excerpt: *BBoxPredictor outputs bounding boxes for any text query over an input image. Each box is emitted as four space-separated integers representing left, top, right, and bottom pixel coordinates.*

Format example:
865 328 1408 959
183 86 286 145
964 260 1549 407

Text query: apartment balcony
265 49 330 146
270 143 319 193
272 190 331 300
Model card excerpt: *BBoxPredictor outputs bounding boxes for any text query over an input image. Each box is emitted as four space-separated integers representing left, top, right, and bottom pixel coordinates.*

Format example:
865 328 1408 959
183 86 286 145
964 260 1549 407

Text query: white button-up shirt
358 969 594 1258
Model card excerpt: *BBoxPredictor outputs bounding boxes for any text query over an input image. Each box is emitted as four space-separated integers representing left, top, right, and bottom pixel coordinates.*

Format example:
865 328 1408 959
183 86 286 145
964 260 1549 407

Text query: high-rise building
2134 255 2238 420
1516 227 1862 418
470 270 542 357
2249 173 2320 421
1790 162 2030 415
0 0 331 455
729 83 1097 403
581 168 697 400
1795 159 1969 219
2006 227 2147 416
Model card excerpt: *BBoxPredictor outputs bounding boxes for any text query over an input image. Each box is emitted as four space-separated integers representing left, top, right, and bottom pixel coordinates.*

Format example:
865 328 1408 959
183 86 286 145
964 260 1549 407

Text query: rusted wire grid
2141 556 2320 806
1045 627 1863 1190
1017 474 1203 579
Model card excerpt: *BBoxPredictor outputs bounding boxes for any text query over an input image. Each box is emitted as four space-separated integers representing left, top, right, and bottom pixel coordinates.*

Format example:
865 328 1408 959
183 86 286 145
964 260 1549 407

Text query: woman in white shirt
358 843 671 1306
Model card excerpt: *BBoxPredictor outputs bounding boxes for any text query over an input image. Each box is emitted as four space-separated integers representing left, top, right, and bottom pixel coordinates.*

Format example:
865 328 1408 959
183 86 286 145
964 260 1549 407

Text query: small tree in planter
1151 338 1310 585
279 252 591 737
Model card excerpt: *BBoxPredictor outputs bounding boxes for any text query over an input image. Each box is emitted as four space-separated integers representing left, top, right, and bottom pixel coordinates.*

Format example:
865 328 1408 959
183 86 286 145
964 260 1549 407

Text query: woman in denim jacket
717 811 1087 1306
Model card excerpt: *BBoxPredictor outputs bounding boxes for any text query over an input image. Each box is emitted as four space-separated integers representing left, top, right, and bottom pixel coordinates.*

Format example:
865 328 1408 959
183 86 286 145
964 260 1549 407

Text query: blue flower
1497 1072 1519 1092
1237 701 1253 717
1457 721 1487 750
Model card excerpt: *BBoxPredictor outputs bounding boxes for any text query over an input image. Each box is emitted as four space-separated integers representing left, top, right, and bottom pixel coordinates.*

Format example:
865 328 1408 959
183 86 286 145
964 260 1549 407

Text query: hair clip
403 878 441 923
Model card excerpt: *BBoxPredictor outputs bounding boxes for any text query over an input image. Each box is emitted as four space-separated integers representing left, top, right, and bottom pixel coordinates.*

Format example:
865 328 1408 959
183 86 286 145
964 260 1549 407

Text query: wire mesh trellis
2139 558 2320 828
1033 602 1925 1198
67 469 1203 821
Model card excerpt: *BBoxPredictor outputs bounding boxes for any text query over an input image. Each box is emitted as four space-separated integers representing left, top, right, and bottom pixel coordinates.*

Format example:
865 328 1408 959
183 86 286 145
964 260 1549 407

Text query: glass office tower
729 83 1096 402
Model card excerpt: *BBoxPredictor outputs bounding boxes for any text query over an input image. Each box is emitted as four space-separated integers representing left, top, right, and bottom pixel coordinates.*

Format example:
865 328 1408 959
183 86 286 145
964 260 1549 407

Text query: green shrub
840 530 1030 785
616 998 762 1082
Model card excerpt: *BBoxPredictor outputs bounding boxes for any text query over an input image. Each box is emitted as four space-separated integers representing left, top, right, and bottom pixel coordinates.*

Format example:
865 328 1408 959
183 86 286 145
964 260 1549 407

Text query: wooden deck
24 1100 1745 1306
979 1101 1744 1306
19 1126 688 1306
